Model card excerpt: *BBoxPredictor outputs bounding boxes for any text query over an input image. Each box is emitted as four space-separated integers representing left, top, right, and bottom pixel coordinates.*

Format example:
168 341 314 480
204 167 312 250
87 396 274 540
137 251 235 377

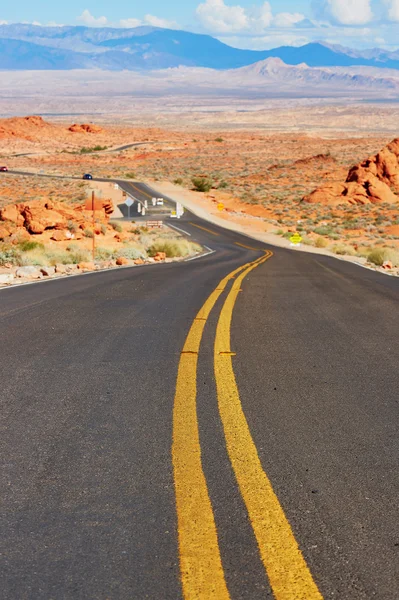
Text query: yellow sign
290 233 302 245
217 203 224 211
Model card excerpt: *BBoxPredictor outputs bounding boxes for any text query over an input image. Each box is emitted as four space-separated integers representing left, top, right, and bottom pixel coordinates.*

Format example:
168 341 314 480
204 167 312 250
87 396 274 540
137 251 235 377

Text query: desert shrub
118 247 146 260
191 177 213 193
331 244 355 256
84 228 94 238
100 224 107 235
0 245 22 266
95 247 115 261
80 145 107 154
174 178 183 185
68 248 91 264
215 137 224 142
67 220 78 233
368 247 399 266
315 237 328 248
313 226 333 236
148 240 200 258
111 222 123 233
125 172 136 179
218 181 228 189
18 240 45 252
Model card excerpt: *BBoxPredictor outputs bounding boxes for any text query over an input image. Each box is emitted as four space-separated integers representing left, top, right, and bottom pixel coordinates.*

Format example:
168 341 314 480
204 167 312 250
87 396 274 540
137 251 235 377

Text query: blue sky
2 1 399 50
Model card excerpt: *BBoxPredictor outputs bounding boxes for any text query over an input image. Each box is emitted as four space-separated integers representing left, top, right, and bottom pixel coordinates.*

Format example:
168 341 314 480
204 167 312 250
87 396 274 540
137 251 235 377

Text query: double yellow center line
172 250 323 599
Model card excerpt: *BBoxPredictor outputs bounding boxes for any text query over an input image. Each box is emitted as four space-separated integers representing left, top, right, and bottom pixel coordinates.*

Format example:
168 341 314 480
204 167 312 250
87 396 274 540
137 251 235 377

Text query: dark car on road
0 166 8 172
83 173 93 180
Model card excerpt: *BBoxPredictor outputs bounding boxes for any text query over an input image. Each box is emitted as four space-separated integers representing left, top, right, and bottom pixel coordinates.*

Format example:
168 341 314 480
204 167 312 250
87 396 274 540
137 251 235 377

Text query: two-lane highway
1 178 399 599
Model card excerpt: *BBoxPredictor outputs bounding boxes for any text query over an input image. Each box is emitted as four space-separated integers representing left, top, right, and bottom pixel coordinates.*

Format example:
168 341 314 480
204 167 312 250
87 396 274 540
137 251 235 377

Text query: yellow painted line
189 222 219 236
127 182 154 200
214 251 323 600
314 259 349 283
172 255 266 599
235 242 264 251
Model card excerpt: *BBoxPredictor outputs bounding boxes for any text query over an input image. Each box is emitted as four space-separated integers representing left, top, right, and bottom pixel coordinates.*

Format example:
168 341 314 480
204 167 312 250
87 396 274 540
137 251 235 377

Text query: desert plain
1 74 399 282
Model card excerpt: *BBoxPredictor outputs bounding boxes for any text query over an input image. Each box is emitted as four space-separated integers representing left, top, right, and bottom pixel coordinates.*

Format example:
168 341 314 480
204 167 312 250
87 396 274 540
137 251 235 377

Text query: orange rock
50 231 66 242
153 251 167 261
0 224 11 239
382 261 393 270
134 258 145 265
68 123 103 134
77 262 96 271
114 232 128 242
0 204 24 226
116 257 129 266
28 220 46 234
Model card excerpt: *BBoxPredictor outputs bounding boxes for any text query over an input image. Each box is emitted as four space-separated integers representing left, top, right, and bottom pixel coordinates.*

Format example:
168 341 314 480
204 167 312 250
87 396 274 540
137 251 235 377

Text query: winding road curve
0 175 398 599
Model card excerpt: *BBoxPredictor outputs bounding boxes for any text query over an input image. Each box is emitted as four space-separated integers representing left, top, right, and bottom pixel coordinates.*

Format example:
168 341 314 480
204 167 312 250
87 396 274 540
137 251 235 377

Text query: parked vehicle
0 166 8 172
83 173 93 180
156 198 164 206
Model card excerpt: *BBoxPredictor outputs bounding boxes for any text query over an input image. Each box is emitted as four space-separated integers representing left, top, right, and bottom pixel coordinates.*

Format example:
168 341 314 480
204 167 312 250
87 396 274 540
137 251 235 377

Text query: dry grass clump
367 247 399 267
148 239 201 258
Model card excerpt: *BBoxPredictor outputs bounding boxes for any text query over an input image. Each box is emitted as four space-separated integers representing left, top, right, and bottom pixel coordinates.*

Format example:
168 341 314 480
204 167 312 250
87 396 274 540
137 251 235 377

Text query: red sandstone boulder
116 257 129 266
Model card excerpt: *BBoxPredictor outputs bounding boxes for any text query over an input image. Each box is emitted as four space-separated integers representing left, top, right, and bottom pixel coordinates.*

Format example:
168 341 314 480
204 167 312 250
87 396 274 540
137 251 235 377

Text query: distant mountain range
1 24 399 71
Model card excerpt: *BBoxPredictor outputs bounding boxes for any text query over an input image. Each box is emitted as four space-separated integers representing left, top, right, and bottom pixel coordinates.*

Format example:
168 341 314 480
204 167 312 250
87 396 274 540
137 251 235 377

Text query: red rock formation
0 198 114 240
68 123 103 134
303 138 399 205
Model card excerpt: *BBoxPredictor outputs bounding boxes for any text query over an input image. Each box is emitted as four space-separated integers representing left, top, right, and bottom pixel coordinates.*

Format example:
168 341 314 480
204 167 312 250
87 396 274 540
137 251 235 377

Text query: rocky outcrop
0 197 114 240
303 138 399 205
68 123 103 134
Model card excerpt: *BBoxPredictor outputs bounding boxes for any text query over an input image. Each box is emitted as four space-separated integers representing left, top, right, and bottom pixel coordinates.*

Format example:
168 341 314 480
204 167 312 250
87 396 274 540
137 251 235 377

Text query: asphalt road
1 182 399 599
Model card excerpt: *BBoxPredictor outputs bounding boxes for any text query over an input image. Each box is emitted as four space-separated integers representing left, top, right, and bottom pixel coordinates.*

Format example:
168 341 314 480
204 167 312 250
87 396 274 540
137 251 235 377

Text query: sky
2 1 399 50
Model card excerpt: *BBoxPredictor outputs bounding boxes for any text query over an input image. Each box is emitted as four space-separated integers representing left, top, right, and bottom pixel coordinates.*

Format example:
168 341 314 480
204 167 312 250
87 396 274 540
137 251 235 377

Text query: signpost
217 203 224 211
84 191 96 262
290 232 303 247
125 197 134 219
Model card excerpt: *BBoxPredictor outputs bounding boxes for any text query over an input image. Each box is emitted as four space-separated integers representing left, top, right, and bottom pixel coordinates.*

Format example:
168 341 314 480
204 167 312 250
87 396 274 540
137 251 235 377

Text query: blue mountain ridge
1 24 399 71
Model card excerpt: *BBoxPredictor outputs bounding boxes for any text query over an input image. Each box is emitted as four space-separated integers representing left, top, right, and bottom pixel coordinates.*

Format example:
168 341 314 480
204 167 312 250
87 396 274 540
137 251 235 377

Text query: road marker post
138 203 142 214
152 197 157 206
217 202 224 211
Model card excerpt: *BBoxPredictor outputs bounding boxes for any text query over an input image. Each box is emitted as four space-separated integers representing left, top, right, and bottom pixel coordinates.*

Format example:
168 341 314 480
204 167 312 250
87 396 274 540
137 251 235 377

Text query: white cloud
77 9 108 27
385 0 399 21
143 14 178 28
273 13 305 28
119 14 177 29
0 20 8 25
119 18 142 28
196 0 306 34
314 0 373 25
196 0 250 33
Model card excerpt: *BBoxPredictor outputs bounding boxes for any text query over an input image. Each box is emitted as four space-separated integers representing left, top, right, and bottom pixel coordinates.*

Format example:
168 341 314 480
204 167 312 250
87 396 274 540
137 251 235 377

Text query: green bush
125 172 136 179
84 228 94 238
111 222 123 233
215 137 224 142
18 240 45 252
80 145 107 154
100 224 107 235
191 177 213 193
174 178 183 185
